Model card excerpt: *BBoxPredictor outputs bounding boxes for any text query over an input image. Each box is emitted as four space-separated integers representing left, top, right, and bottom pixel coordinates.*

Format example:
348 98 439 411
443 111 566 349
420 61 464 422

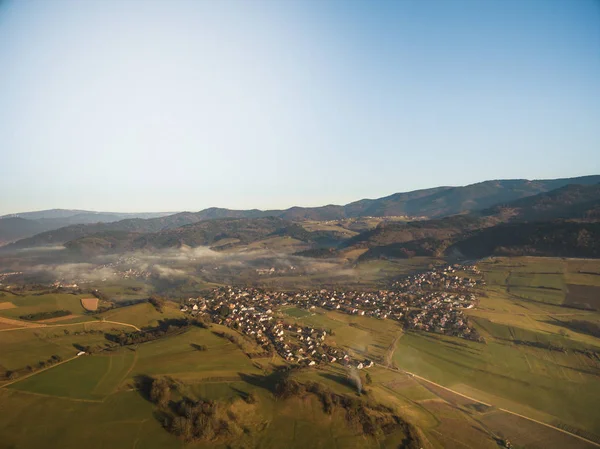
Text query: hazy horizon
2 172 600 216
1 0 599 215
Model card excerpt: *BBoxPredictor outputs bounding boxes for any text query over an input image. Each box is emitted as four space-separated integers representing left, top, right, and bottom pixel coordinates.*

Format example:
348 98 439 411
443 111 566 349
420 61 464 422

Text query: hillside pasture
9 355 113 400
0 322 133 375
394 326 600 439
283 308 403 363
98 301 183 329
129 326 263 381
0 389 180 449
565 284 600 310
479 257 600 308
0 292 87 320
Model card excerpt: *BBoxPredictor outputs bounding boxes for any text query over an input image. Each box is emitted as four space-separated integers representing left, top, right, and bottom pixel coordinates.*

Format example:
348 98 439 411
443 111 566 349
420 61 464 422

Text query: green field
98 301 183 329
0 389 181 449
280 308 403 363
130 327 263 380
2 256 599 448
0 322 134 375
479 256 600 308
0 292 88 320
392 257 600 440
1 326 412 449
281 306 312 318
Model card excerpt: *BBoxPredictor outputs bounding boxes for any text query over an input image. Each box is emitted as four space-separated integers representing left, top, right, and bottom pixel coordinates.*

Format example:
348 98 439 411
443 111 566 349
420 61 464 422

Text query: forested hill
447 221 600 259
348 183 600 261
63 217 345 254
3 175 600 250
481 183 600 222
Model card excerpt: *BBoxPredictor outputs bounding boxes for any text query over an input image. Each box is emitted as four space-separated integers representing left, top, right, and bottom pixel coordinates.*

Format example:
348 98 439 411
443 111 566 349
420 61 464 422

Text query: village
182 263 484 369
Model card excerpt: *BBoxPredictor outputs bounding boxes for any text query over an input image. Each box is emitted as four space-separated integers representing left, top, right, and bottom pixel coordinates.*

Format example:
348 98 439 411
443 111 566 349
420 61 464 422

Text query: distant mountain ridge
349 182 600 261
3 175 600 250
0 209 176 220
0 209 179 246
191 175 600 221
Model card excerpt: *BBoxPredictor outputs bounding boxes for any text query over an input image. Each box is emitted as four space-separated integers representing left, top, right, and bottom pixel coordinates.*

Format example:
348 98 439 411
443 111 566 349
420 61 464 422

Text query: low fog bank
2 244 358 287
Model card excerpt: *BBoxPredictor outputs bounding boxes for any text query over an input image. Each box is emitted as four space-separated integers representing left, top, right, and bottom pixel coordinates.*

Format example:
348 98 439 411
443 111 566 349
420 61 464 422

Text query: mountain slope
4 212 203 250
64 217 338 253
481 183 600 222
0 217 48 245
4 175 600 250
353 175 600 219
0 209 177 246
447 221 600 259
349 183 600 260
1 209 175 220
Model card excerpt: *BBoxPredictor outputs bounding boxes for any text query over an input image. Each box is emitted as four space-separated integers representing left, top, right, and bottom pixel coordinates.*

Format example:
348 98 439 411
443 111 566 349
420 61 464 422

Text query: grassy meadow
1 256 599 448
0 291 89 320
392 256 600 442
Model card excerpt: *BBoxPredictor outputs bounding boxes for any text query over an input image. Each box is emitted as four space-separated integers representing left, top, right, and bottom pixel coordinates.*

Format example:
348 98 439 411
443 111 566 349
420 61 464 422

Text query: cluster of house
0 271 23 284
50 257 153 285
95 257 152 280
182 287 374 369
181 263 484 366
391 264 483 292
391 264 484 339
256 266 296 276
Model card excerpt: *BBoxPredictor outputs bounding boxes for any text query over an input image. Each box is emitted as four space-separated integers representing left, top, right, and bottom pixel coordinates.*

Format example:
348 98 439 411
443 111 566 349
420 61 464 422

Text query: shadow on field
230 387 251 401
134 374 154 402
238 366 294 395
237 372 278 394
319 372 355 390
72 343 87 351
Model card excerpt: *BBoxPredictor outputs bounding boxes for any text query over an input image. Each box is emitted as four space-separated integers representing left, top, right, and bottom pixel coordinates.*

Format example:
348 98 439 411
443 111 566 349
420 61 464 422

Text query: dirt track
376 362 600 448
0 316 44 329
0 317 140 332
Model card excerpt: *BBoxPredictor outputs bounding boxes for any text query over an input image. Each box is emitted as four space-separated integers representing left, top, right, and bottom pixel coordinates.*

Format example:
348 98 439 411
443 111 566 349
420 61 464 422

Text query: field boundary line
0 355 79 388
377 363 600 447
497 408 600 448
100 320 141 331
0 319 140 332
2 388 103 403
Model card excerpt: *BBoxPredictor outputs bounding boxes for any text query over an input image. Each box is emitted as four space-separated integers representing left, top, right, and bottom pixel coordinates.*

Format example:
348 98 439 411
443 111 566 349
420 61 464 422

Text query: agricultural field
392 257 600 444
0 325 412 449
0 291 90 321
0 321 136 377
80 297 99 311
479 256 600 309
1 256 599 448
98 301 183 329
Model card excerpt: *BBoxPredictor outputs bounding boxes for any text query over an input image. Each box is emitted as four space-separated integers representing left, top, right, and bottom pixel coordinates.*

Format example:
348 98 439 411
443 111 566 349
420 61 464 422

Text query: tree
171 416 193 440
218 304 230 318
149 295 166 312
150 378 171 408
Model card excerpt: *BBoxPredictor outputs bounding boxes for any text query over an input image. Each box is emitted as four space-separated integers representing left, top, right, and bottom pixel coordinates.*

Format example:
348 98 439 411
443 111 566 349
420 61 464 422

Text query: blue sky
1 0 599 214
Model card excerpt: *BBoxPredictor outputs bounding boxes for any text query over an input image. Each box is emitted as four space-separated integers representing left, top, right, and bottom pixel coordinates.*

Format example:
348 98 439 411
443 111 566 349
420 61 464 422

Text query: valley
1 176 600 448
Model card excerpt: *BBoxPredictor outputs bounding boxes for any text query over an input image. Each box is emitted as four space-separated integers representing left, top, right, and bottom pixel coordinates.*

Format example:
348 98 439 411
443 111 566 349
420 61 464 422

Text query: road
376 362 600 448
0 317 140 332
